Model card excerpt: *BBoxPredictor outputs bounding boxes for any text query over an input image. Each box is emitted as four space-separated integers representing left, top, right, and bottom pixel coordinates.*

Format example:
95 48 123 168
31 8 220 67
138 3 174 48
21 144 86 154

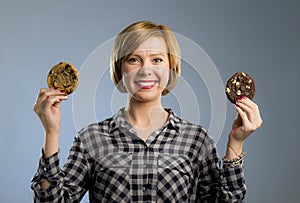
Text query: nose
137 67 152 76
138 59 153 76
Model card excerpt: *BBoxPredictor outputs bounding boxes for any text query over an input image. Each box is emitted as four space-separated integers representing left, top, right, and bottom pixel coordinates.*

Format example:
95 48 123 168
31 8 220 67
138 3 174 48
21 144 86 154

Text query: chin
130 90 163 103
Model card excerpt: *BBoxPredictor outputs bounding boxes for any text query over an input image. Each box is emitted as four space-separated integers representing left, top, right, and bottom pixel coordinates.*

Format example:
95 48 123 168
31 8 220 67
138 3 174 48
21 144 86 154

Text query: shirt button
142 186 146 192
43 167 47 172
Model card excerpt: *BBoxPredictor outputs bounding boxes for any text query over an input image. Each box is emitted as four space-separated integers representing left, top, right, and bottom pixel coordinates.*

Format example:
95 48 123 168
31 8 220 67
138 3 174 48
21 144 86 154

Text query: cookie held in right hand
47 62 79 95
225 72 255 103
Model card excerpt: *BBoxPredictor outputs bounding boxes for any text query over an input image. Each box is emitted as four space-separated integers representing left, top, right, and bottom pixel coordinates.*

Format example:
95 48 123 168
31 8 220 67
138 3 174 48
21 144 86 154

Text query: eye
153 58 163 64
127 57 141 64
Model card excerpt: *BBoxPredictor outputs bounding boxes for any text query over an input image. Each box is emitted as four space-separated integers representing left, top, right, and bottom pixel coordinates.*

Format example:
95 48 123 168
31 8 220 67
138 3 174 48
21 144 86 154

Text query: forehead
133 37 168 54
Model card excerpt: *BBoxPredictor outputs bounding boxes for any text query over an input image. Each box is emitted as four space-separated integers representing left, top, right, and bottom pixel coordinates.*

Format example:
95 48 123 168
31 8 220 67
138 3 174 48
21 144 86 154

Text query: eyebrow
129 51 168 57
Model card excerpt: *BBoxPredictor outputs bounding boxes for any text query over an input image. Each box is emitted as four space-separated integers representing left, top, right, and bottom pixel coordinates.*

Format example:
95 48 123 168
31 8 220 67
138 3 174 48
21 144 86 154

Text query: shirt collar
164 108 181 132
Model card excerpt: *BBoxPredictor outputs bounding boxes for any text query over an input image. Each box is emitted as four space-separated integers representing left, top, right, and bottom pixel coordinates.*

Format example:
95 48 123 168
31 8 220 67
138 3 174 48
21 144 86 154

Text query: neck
125 97 167 129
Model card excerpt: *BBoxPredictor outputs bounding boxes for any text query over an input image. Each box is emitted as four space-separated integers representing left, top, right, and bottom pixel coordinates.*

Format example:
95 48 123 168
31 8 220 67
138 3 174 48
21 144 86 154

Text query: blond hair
110 21 181 95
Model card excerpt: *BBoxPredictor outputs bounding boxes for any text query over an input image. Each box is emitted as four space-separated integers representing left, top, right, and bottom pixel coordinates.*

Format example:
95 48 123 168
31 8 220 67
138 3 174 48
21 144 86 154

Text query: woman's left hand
230 96 263 142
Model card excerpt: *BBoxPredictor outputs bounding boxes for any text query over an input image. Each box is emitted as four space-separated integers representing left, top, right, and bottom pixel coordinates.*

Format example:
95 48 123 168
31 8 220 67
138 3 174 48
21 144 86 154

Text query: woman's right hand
33 88 68 134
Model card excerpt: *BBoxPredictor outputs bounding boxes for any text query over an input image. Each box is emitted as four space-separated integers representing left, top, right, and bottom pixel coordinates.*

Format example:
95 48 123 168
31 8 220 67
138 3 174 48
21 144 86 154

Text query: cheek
156 67 170 83
122 72 131 86
121 64 133 82
121 70 137 91
120 64 127 75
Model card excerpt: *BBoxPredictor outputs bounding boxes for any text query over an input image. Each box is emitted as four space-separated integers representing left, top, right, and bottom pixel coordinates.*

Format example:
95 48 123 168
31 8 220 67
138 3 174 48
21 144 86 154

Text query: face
121 37 170 103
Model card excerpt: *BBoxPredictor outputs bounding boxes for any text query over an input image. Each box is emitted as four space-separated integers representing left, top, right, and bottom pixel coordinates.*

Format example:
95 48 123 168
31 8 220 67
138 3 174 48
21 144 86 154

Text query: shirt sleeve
30 135 92 203
197 135 246 203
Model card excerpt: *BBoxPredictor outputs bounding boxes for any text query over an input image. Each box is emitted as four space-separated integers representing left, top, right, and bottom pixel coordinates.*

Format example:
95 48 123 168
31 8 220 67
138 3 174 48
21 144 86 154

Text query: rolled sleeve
31 150 62 198
219 165 246 202
39 150 60 179
197 135 246 202
31 136 90 202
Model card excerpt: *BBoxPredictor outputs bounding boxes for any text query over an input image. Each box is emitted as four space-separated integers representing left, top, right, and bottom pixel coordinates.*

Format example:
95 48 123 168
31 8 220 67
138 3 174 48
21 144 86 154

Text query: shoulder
168 109 210 143
176 117 218 157
169 111 217 159
181 119 211 145
75 115 116 142
79 117 113 133
74 115 118 157
75 108 126 141
181 118 208 135
170 110 207 136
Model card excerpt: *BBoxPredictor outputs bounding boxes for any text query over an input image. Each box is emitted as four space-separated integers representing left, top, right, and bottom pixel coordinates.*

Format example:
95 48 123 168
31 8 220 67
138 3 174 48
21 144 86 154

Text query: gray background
0 0 299 202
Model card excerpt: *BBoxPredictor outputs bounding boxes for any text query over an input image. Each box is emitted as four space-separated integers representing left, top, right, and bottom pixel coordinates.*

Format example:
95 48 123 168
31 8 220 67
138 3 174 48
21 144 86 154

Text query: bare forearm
41 179 51 190
41 132 60 190
225 139 243 160
43 132 60 158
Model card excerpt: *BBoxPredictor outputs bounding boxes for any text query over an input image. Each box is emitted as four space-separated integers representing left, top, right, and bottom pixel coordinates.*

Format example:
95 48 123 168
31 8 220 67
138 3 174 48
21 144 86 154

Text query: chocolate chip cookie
47 62 79 95
225 72 255 103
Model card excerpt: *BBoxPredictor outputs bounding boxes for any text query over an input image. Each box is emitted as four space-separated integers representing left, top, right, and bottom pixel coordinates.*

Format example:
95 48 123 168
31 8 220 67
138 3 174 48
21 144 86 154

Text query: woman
31 21 262 202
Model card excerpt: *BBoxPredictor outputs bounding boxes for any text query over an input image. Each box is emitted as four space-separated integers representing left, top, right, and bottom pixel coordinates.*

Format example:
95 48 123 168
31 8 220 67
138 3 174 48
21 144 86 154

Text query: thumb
53 100 62 108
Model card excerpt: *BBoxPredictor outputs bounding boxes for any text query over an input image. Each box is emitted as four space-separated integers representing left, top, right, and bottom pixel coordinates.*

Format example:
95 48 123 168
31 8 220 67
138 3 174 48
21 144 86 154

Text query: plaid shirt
31 108 246 202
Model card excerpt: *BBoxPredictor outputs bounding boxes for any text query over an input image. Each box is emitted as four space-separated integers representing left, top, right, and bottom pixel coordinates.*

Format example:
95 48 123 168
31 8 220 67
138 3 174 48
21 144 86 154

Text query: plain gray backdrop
0 0 299 202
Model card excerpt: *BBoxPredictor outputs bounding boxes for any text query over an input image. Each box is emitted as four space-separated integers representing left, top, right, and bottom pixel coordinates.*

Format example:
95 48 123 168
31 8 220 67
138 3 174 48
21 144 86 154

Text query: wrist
223 152 245 168
226 139 244 160
43 132 60 158
45 127 60 136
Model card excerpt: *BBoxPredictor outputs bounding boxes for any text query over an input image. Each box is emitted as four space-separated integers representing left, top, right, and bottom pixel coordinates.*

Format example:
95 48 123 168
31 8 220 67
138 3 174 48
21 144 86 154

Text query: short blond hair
110 21 181 96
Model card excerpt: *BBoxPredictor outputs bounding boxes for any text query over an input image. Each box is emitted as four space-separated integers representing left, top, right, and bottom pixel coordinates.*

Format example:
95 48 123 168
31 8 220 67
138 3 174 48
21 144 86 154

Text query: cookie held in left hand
47 62 79 95
225 71 255 103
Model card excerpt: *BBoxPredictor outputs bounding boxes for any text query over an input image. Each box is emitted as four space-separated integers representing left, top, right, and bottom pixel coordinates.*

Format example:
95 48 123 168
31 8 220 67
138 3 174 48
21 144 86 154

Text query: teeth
137 81 155 86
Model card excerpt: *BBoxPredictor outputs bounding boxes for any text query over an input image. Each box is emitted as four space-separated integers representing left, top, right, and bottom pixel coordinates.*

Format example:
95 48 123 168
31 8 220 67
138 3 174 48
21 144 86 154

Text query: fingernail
54 87 59 90
60 90 66 93
237 96 243 101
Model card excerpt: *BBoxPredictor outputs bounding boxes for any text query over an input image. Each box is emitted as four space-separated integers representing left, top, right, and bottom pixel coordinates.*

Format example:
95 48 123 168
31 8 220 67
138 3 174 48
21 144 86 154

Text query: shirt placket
130 142 157 203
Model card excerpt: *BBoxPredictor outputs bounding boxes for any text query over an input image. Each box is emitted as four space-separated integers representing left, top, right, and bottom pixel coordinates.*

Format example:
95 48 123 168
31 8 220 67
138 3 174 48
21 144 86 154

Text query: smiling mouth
135 80 158 89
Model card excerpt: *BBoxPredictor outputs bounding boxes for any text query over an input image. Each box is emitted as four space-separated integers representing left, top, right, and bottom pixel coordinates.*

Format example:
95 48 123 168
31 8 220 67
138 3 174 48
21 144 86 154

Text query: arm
33 87 67 189
198 97 262 202
32 88 90 202
31 135 91 202
197 135 246 203
226 96 263 160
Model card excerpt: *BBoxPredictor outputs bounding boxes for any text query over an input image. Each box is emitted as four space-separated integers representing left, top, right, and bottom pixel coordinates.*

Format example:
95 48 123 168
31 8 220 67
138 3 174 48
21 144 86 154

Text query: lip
135 80 158 89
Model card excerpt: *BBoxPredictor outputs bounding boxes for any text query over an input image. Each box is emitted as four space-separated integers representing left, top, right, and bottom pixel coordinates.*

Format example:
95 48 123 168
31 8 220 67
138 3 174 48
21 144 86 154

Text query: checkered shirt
31 108 246 202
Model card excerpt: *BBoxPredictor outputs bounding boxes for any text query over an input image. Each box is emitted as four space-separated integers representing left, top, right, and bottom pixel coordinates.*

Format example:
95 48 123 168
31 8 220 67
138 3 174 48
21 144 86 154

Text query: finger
237 99 262 130
232 112 242 130
238 97 258 111
251 103 263 128
235 101 253 123
45 95 68 109
245 100 262 127
236 97 258 123
36 87 59 99
35 94 68 113
35 88 66 107
235 104 251 127
34 88 47 106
